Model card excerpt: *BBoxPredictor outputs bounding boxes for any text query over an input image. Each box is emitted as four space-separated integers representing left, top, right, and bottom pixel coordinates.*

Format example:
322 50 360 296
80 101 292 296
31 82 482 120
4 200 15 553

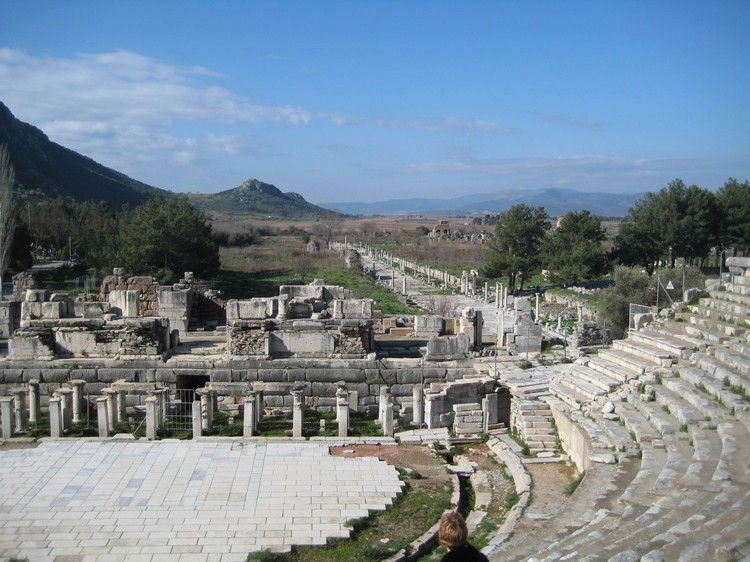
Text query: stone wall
0 356 476 413
100 269 159 317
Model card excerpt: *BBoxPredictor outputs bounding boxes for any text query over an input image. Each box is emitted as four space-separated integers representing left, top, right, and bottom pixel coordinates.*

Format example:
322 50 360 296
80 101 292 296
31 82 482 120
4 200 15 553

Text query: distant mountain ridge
187 178 327 219
321 187 647 217
0 101 170 208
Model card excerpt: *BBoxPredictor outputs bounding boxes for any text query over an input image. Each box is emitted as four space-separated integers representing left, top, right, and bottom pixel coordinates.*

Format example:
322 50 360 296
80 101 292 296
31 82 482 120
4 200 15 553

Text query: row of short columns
1 379 91 439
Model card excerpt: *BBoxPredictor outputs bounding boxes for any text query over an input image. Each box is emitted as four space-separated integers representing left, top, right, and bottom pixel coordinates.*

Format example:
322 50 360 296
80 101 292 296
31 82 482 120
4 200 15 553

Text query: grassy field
214 234 418 314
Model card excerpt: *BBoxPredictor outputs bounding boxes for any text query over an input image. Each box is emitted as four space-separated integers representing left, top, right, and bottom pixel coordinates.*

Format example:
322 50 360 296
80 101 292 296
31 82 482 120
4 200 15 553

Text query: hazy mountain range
320 188 646 217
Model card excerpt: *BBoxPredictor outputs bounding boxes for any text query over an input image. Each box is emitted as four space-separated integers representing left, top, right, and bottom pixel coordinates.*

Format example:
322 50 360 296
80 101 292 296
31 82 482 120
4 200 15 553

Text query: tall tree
117 196 220 278
614 179 721 271
0 145 16 295
717 178 750 257
483 204 549 291
543 210 608 285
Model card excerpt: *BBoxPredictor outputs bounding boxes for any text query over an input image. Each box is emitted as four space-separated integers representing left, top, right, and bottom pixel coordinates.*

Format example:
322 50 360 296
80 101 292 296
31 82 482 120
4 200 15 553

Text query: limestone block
425 333 470 361
267 331 335 357
54 329 120 358
25 289 48 302
109 289 140 318
73 301 111 318
287 301 313 319
8 332 56 359
236 298 276 320
332 299 374 320
279 284 324 301
20 301 43 323
414 315 444 337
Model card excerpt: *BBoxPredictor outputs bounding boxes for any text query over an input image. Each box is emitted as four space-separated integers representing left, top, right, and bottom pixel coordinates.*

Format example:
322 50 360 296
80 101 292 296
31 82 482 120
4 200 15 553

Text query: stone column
50 397 64 438
402 277 407 295
116 389 127 427
57 388 73 430
13 389 27 434
243 395 256 437
192 400 202 438
484 392 499 426
535 293 540 323
578 305 584 322
96 398 109 438
291 389 304 438
145 397 158 440
198 390 214 433
391 270 395 288
413 386 423 428
336 388 349 437
503 286 508 308
0 396 14 438
497 308 505 348
348 390 358 413
378 386 388 426
103 389 117 429
557 316 563 331
28 380 40 424
382 395 394 437
495 283 500 308
254 390 263 426
70 380 86 424
484 282 488 303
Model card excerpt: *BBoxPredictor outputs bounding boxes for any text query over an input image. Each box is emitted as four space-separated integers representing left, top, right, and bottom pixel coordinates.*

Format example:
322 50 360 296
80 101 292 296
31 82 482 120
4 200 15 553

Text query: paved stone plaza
0 439 404 561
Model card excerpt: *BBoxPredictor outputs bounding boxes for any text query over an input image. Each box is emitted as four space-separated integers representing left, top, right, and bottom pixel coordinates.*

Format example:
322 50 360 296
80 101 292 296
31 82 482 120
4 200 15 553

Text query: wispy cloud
399 154 728 191
378 116 513 134
541 115 602 130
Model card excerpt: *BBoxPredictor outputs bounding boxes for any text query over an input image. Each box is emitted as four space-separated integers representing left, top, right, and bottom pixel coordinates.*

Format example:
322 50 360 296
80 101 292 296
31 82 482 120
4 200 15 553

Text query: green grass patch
565 471 586 496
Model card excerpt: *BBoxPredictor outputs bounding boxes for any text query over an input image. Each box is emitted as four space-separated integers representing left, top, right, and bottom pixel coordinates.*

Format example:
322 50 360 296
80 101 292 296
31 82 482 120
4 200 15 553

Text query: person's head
438 511 468 550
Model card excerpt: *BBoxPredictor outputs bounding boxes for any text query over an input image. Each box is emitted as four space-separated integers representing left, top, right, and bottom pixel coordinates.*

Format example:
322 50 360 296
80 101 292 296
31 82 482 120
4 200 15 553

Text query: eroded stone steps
692 351 750 394
650 324 710 352
688 313 747 336
612 339 674 367
660 377 729 422
497 461 626 561
556 371 608 401
691 301 749 325
570 363 620 392
585 355 637 384
546 423 730 560
713 345 750 376
625 329 696 359
663 498 750 562
678 365 746 410
709 289 750 307
548 380 591 410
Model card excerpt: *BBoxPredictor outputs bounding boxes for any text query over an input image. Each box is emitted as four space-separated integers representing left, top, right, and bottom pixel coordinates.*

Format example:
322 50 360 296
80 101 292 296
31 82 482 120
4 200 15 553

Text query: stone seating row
502 268 750 560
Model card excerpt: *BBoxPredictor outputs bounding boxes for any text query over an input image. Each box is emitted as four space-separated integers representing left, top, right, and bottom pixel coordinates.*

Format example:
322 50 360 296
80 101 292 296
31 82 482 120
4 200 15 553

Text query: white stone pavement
0 439 404 561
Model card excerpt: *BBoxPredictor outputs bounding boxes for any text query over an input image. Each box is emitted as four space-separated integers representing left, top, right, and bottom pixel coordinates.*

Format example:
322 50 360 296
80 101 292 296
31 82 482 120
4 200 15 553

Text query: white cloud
0 48 311 174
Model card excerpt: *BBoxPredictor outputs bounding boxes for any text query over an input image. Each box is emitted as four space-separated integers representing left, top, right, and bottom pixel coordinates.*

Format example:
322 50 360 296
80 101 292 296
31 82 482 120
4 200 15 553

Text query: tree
0 145 16 295
483 204 549 291
314 210 344 247
599 266 652 340
614 179 721 271
543 210 608 285
117 196 220 278
717 178 750 257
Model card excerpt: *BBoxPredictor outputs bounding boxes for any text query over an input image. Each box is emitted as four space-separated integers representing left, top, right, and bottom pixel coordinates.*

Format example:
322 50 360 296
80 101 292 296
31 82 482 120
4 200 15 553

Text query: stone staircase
493 257 750 561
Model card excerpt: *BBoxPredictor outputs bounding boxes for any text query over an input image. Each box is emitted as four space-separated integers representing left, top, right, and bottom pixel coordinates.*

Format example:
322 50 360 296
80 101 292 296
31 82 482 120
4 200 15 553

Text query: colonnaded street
0 439 404 561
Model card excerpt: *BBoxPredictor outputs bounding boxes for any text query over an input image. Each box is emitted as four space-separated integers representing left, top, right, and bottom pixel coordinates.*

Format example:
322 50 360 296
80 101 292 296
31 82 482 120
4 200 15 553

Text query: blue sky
1 1 748 203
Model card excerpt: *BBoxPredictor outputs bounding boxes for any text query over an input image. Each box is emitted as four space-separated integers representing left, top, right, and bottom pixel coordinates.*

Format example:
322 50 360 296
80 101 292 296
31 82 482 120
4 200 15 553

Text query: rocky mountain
188 178 328 220
0 101 171 208
322 187 647 217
